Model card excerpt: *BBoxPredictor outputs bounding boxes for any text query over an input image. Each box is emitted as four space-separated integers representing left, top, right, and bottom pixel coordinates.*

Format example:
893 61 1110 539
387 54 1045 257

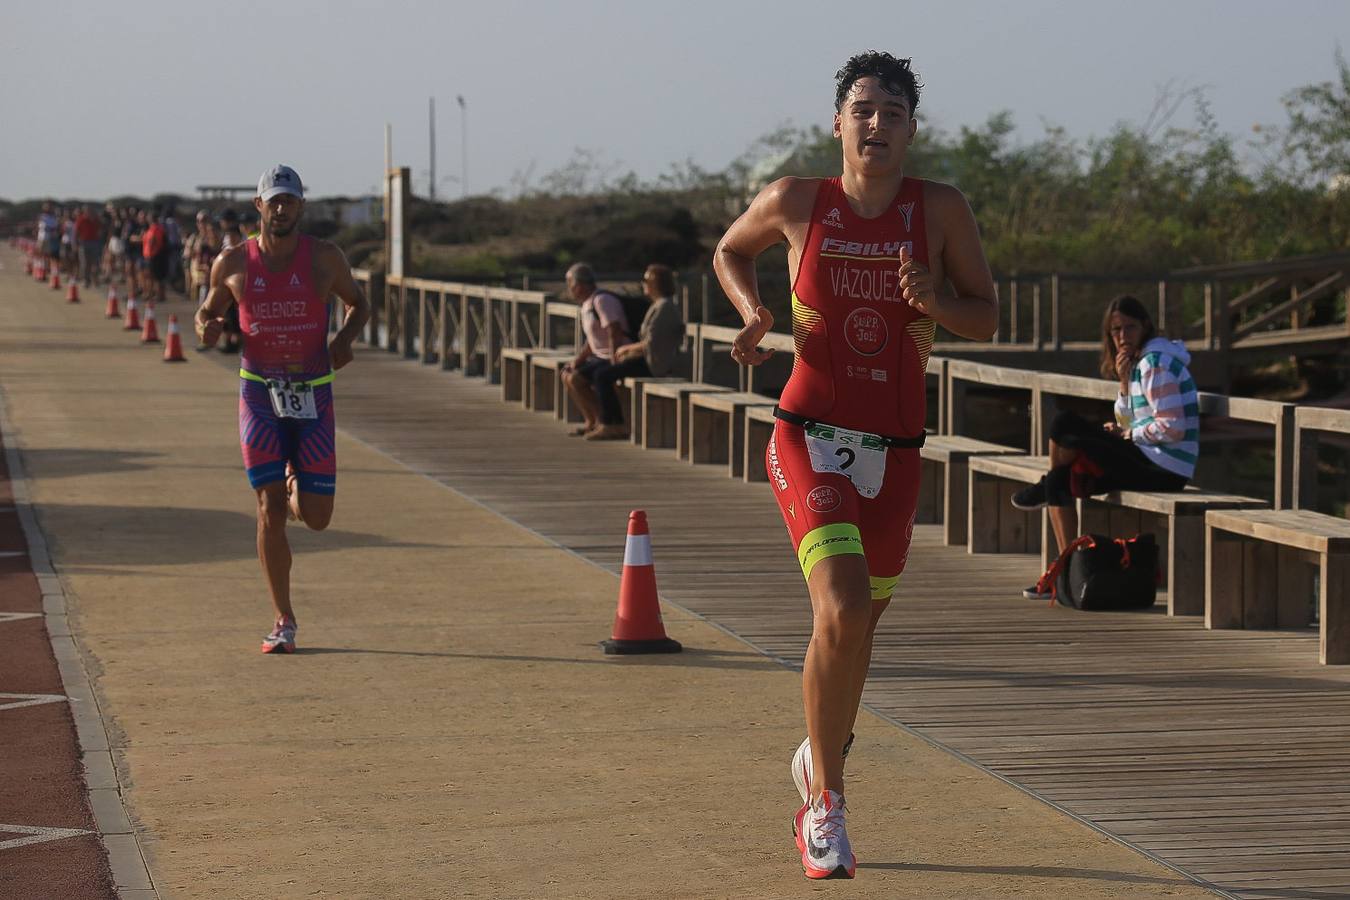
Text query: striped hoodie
1113 337 1199 479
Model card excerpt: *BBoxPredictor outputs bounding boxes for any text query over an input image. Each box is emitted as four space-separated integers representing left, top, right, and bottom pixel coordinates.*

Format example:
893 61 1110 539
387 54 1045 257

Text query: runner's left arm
324 244 372 370
900 183 998 341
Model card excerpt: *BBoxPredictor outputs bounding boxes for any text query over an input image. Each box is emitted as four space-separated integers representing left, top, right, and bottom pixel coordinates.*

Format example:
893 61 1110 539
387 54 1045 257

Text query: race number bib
804 423 887 498
266 380 318 420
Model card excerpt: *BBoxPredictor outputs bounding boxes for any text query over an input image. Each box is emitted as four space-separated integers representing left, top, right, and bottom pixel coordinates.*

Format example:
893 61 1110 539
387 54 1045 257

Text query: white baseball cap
257 164 304 201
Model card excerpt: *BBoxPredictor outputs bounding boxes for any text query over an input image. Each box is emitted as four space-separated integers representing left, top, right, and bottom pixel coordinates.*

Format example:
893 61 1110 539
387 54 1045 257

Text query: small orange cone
66 281 79 303
50 271 61 290
602 510 682 655
140 303 160 343
163 315 186 362
123 297 140 331
105 287 120 319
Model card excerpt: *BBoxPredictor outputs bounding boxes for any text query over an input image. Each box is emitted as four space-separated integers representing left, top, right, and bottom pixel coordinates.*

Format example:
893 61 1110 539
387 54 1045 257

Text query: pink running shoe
261 616 297 654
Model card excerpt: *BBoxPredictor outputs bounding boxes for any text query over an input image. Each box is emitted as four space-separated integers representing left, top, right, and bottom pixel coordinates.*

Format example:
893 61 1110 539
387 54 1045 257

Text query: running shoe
794 790 855 879
261 616 297 654
791 731 855 805
1011 480 1048 510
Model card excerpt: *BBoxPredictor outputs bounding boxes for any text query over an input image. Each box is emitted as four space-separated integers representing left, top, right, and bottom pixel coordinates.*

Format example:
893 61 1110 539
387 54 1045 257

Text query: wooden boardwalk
334 346 1350 900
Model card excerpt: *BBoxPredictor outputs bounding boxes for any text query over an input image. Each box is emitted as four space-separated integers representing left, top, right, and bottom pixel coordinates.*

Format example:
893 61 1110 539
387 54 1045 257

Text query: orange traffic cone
122 297 140 331
66 281 79 303
105 287 120 319
50 271 61 290
163 315 186 362
601 510 682 655
140 303 160 343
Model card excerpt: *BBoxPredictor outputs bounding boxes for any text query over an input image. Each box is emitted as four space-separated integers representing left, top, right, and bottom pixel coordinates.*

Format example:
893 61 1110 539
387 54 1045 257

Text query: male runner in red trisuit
714 52 998 878
196 165 370 654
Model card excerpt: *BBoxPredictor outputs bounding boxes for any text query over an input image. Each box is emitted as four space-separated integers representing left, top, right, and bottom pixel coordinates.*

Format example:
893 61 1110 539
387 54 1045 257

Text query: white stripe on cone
623 533 653 567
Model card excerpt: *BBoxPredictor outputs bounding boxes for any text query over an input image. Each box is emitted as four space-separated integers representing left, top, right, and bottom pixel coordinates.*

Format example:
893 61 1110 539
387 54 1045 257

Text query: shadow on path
856 861 1192 887
296 645 779 671
34 503 443 567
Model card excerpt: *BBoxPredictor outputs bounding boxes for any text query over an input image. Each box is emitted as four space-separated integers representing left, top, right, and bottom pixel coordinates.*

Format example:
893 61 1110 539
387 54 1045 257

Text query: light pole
457 94 467 198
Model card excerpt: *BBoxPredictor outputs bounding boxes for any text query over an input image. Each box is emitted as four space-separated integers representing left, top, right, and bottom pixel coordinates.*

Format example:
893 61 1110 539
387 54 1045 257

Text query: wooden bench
622 377 686 446
1080 489 1266 616
527 355 587 424
641 382 730 457
1206 508 1350 664
918 436 1023 547
688 392 778 478
968 454 1269 615
501 347 570 407
966 455 1049 559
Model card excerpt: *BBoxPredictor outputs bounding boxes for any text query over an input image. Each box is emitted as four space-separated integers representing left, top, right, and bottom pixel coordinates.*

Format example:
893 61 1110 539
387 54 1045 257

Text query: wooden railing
961 252 1350 353
351 267 1340 513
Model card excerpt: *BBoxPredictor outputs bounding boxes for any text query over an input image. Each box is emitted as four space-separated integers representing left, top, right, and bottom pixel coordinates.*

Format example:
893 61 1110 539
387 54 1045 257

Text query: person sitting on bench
1012 294 1199 598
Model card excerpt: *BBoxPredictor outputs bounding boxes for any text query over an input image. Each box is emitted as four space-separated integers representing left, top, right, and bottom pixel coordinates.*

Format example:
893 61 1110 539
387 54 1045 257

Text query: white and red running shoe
791 731 855 805
261 616 297 654
794 790 856 879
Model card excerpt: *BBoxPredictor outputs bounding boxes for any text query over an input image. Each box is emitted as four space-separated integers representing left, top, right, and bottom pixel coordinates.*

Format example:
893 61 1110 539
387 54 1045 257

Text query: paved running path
0 248 1217 898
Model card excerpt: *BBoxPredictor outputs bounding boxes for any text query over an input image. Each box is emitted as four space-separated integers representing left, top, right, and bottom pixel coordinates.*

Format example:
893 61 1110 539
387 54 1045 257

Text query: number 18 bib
266 380 318 420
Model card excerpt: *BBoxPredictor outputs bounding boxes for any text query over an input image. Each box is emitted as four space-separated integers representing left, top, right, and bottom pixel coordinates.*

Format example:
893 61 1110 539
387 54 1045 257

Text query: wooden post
1215 281 1230 356
1294 424 1319 510
1031 282 1042 350
402 286 416 359
1203 282 1215 350
946 370 968 437
461 289 479 377
483 290 501 385
1157 280 1169 338
1320 553 1350 664
418 289 433 364
366 271 384 346
1050 274 1061 351
1008 279 1019 345
1273 403 1295 510
438 292 452 371
1205 525 1245 629
934 358 949 434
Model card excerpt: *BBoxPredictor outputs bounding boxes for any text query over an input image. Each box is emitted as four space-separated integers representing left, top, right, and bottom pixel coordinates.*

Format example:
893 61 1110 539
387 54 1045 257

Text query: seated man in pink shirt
560 262 629 437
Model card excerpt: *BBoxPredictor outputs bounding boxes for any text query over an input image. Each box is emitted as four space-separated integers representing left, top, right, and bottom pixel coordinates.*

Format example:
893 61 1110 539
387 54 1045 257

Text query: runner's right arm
714 177 815 366
195 246 242 347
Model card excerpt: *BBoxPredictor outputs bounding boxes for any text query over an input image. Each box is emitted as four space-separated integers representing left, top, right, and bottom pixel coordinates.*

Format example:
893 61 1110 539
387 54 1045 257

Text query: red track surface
0 428 115 898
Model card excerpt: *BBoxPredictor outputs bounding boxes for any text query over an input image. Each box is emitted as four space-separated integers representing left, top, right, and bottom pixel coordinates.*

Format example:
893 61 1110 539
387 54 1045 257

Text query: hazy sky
3 0 1347 202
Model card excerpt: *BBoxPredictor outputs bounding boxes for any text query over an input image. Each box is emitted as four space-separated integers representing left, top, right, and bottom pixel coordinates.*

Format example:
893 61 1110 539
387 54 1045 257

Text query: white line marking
0 612 41 624
0 550 24 557
0 824 93 851
0 693 70 712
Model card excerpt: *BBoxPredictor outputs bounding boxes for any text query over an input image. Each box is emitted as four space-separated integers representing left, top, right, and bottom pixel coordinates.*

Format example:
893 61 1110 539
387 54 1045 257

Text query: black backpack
600 291 650 341
1036 533 1159 611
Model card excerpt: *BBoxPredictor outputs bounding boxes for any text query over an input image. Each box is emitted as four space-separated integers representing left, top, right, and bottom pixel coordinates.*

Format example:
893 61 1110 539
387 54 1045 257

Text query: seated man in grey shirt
588 263 687 440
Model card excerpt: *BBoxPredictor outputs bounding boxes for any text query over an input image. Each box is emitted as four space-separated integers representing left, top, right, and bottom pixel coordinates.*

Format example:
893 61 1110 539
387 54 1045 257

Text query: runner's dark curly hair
835 51 922 114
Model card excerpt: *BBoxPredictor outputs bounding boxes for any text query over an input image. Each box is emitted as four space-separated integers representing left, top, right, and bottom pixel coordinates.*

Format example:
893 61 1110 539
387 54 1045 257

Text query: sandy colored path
0 250 1218 899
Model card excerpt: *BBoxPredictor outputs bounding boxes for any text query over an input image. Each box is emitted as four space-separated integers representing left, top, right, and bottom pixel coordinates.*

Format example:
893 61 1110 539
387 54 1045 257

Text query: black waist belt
772 406 926 449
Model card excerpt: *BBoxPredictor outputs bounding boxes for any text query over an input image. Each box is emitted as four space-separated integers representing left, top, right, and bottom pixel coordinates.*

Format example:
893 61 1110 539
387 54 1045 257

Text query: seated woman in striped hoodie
1013 294 1199 599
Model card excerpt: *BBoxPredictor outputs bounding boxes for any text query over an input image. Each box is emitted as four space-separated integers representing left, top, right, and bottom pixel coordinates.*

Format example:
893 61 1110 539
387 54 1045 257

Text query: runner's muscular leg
255 483 295 622
845 598 890 737
803 552 873 801
293 492 333 531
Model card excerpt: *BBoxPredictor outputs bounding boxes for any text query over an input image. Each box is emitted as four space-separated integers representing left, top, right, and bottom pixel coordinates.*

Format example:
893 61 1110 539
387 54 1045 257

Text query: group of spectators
32 200 250 351
560 262 686 440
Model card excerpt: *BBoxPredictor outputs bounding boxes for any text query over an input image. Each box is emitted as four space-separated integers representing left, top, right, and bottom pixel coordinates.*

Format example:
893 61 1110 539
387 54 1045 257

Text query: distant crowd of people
31 200 252 350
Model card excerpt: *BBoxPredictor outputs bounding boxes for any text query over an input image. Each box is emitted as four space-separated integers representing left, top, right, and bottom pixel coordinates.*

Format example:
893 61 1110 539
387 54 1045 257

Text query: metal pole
457 95 467 198
429 97 436 202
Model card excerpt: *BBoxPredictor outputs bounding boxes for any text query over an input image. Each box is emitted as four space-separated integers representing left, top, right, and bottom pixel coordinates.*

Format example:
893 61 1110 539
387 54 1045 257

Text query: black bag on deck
1041 533 1159 611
